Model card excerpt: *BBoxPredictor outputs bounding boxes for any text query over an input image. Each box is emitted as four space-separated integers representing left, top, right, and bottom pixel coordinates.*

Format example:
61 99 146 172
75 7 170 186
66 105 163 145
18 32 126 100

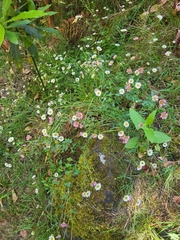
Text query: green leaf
7 20 31 28
38 4 52 12
125 137 139 149
143 127 154 143
10 43 22 68
6 10 48 23
153 131 171 143
5 30 19 44
23 25 43 40
27 0 36 10
20 35 32 47
2 0 12 20
0 25 5 46
37 26 62 36
129 108 145 130
45 11 57 16
28 43 38 60
145 110 156 127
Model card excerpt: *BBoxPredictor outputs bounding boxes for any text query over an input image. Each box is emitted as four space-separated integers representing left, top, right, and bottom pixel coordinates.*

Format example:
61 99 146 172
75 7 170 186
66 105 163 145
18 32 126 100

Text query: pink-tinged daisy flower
125 82 132 92
133 36 139 41
126 68 132 74
76 112 84 119
159 99 166 108
73 121 80 128
48 117 54 125
90 181 97 187
91 133 97 138
60 222 67 228
26 134 32 141
160 112 168 119
138 67 144 74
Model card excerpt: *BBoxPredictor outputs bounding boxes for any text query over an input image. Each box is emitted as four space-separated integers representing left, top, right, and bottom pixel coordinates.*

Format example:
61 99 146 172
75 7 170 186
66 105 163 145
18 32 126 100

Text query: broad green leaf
27 0 36 10
153 131 171 143
145 110 156 127
143 127 154 143
0 25 5 46
38 4 52 12
10 43 22 68
125 137 139 149
7 20 31 28
129 108 145 130
2 0 12 19
28 43 38 60
44 11 57 16
37 26 62 36
5 30 19 44
6 10 48 23
23 25 43 40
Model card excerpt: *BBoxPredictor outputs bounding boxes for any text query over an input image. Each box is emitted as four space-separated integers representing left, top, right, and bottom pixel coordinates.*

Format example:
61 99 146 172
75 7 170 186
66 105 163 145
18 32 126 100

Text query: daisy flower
58 136 64 142
8 137 14 143
123 121 129 128
140 160 145 167
137 165 142 171
52 132 59 139
147 149 153 156
119 88 125 94
135 82 142 89
95 183 102 190
152 95 159 102
123 195 132 202
98 134 104 140
160 112 168 119
118 131 124 137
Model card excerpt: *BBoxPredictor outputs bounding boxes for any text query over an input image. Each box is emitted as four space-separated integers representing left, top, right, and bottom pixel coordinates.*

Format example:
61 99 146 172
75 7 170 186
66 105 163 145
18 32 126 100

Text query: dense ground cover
0 0 180 239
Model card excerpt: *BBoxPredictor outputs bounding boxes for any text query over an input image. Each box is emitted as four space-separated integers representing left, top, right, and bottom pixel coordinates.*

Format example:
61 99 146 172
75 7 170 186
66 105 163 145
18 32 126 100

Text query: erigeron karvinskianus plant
125 108 171 149
0 0 60 93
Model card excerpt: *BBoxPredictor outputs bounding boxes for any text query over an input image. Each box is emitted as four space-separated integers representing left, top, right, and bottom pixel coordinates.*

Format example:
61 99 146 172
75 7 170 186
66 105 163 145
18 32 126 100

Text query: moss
53 133 130 239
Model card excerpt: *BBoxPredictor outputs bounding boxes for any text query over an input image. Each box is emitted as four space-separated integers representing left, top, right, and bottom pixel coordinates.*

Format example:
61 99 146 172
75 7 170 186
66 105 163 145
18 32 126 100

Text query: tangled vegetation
0 0 180 239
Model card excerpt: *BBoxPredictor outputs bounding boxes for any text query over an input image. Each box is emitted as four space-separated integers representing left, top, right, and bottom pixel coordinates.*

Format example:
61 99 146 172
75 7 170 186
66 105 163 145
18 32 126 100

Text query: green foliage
0 0 59 69
126 108 171 148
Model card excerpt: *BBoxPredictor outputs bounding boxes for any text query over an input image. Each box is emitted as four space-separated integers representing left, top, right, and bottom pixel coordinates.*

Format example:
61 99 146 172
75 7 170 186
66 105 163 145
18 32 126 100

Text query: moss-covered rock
53 134 132 239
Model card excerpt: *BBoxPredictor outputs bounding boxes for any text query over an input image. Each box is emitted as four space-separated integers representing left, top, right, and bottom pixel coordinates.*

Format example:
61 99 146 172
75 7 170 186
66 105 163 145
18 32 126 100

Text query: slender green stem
31 56 48 96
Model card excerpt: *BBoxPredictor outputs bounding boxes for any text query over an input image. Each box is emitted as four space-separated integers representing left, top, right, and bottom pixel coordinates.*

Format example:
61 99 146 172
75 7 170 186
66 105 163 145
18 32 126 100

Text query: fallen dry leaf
138 152 144 158
150 4 161 13
175 29 180 45
158 0 168 5
172 196 180 204
20 230 28 238
140 11 149 20
12 189 18 203
163 161 176 167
